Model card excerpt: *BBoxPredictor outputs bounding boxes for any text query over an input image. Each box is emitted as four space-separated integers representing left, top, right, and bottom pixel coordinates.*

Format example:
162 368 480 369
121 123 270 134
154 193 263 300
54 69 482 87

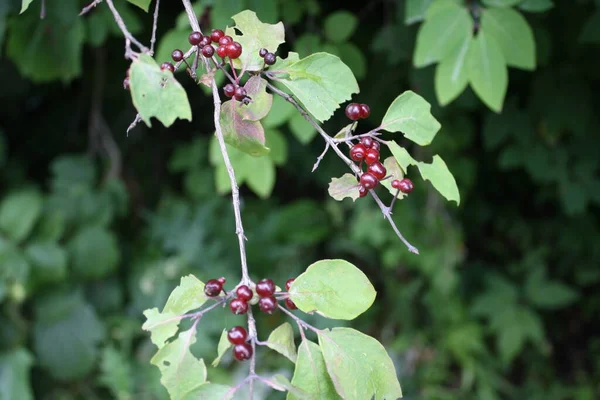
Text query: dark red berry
345 103 361 121
371 140 380 151
285 278 295 291
199 36 212 47
233 343 252 361
258 296 277 314
204 279 223 297
229 298 249 315
365 148 380 165
350 144 367 161
236 284 253 301
361 137 374 148
160 62 175 73
217 46 228 58
285 298 297 310
218 35 233 46
223 83 236 98
171 49 184 62
360 173 378 190
189 31 203 46
264 52 276 65
123 77 130 90
358 185 368 198
368 162 387 180
359 104 370 119
256 279 276 297
234 86 247 101
391 179 402 189
227 326 248 345
201 44 215 57
259 48 268 57
398 178 414 194
217 277 226 285
227 42 242 59
210 29 224 43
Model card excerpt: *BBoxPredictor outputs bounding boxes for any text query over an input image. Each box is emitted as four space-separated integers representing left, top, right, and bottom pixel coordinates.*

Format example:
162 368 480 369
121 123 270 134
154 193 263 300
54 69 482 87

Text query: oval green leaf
288 340 339 400
266 322 297 362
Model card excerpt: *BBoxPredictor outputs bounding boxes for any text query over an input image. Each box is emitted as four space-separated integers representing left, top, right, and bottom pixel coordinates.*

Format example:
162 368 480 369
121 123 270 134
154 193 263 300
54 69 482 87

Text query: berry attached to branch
234 87 247 102
235 285 253 301
256 279 276 297
171 49 184 62
233 343 253 361
367 162 387 181
258 296 277 314
227 326 248 345
229 298 249 315
218 35 233 46
264 52 277 65
360 172 378 190
210 29 224 43
398 178 414 194
345 103 361 121
189 31 203 46
217 46 228 58
285 278 295 291
364 148 380 165
201 44 215 58
350 144 367 161
226 42 243 59
160 62 175 73
285 298 297 310
204 279 223 297
259 48 268 58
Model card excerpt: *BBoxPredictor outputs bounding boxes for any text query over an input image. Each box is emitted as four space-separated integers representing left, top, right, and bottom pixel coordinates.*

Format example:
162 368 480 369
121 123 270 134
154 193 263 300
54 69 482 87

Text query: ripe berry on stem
189 31 203 46
204 279 223 297
285 298 297 310
226 42 242 59
201 44 214 58
210 29 224 43
398 178 414 194
391 179 401 189
171 49 184 62
360 173 378 190
199 36 212 47
264 52 276 65
234 87 247 101
285 278 295 291
218 35 233 46
368 162 387 180
236 284 253 301
229 298 249 315
259 296 277 314
217 46 228 58
256 279 275 297
160 62 175 73
227 326 248 345
371 140 381 151
345 103 361 121
233 343 252 361
361 137 374 148
358 185 368 198
217 277 226 285
359 104 371 119
259 48 268 57
365 148 380 165
350 144 367 161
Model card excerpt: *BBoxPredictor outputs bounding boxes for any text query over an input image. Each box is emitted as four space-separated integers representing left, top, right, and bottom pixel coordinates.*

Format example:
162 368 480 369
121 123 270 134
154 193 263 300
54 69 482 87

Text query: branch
264 81 419 254
150 0 161 55
105 0 149 58
79 0 103 16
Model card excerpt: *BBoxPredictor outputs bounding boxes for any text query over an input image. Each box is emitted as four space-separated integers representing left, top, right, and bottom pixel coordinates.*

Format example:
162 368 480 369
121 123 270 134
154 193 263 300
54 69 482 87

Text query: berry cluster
345 103 370 121
392 178 414 194
227 326 252 361
258 48 277 66
349 137 386 197
223 83 249 103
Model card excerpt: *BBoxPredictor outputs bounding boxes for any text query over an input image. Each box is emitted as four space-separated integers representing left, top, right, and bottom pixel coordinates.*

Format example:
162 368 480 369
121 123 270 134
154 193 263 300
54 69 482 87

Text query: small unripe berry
236 284 253 301
367 162 387 181
360 173 378 190
233 343 253 361
229 298 249 315
345 103 361 121
210 29 224 43
256 279 275 297
398 178 414 194
258 296 277 314
171 49 184 62
350 144 367 161
227 326 248 345
364 148 380 165
264 52 276 65
201 44 215 57
285 278 295 291
204 279 222 297
285 298 297 310
189 31 203 46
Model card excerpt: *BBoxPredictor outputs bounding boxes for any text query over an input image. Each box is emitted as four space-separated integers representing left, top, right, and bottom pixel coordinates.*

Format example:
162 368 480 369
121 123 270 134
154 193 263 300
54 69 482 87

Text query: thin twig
150 0 161 55
332 131 383 144
312 143 330 172
79 0 103 16
40 0 46 19
105 0 149 56
264 81 419 254
278 305 321 334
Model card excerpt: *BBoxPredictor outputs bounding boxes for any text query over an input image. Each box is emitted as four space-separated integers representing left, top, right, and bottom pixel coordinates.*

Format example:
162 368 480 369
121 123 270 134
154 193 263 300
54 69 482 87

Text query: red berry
258 296 277 314
371 140 381 151
391 179 401 189
227 326 248 345
199 36 212 47
367 162 387 181
123 77 130 90
259 48 268 57
285 298 297 310
345 103 361 121
234 86 247 101
189 31 203 46
160 62 175 73
364 148 380 165
285 278 295 291
398 178 414 194
256 279 275 297
229 298 249 315
227 42 242 59
217 277 226 285
204 279 223 297
217 46 228 58
210 29 224 43
264 52 277 65
236 284 253 301
233 343 252 361
218 35 233 46
358 185 368 198
361 137 374 148
171 49 184 62
360 173 378 190
359 104 370 119
350 144 367 161
201 44 215 57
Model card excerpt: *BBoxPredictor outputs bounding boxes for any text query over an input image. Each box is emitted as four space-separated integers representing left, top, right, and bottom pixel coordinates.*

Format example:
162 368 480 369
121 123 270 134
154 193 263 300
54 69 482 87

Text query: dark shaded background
1 0 599 399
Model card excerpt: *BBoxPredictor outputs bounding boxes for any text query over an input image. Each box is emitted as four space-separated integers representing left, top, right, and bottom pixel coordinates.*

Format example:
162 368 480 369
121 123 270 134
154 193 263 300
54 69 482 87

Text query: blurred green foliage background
1 0 599 399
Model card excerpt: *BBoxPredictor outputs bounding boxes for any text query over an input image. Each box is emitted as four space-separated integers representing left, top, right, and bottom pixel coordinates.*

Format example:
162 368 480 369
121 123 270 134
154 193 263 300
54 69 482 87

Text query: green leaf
328 174 360 202
482 8 536 70
211 329 232 367
225 10 285 72
525 269 579 310
265 129 288 166
413 3 472 67
337 43 367 80
482 0 521 7
129 54 192 127
405 0 434 25
387 141 416 173
20 0 34 13
0 348 34 400
150 327 207 400
0 240 30 284
245 154 276 198
467 30 508 112
142 275 209 348
99 346 133 399
263 95 296 128
247 0 279 23
180 384 233 400
68 226 120 280
318 328 402 400
239 76 273 121
266 322 297 362
380 91 441 146
519 0 554 12
289 259 376 320
324 11 358 43
289 113 317 144
380 157 406 197
0 190 43 243
127 0 151 12
267 374 310 398
278 53 359 122
24 242 67 286
417 155 461 205
220 100 270 157
435 35 472 105
33 295 105 381
288 340 338 400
